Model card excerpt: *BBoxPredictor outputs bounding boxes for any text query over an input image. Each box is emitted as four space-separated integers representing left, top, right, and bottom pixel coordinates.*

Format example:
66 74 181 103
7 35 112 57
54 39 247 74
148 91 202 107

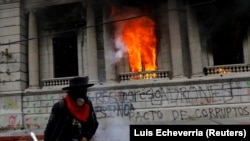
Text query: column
103 5 116 82
28 10 39 89
168 0 185 79
86 2 98 82
187 5 204 77
243 28 250 64
157 1 171 73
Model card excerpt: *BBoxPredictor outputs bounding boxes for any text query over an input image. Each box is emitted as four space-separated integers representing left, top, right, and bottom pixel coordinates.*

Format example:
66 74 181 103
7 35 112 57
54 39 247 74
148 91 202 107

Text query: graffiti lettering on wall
0 114 21 129
91 82 242 106
1 98 19 110
95 103 135 119
90 82 250 121
129 110 164 122
13 81 248 129
24 116 48 129
172 106 250 120
9 115 17 128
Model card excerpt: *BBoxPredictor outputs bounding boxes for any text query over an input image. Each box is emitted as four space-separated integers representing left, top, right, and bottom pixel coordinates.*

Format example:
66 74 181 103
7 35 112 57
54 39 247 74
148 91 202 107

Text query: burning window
110 5 157 73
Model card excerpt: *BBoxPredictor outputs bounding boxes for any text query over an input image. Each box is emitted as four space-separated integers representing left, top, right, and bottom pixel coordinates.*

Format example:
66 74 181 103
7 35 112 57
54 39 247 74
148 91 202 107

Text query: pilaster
86 2 98 83
168 0 185 79
187 5 204 78
28 10 40 89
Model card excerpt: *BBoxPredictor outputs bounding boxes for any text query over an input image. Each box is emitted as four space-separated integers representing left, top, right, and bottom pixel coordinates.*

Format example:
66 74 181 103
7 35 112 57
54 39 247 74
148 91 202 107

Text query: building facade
0 0 250 140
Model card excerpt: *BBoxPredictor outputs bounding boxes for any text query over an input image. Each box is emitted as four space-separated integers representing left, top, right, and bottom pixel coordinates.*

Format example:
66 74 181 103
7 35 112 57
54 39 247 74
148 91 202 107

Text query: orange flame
111 6 157 72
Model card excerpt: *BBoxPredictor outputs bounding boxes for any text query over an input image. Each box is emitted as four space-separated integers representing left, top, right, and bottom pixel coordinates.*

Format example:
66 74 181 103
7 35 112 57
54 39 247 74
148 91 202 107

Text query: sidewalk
0 116 249 141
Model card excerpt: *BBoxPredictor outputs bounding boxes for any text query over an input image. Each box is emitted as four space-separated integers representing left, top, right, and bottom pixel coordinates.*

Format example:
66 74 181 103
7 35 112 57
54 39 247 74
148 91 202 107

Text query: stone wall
0 94 22 130
0 0 28 92
0 78 248 140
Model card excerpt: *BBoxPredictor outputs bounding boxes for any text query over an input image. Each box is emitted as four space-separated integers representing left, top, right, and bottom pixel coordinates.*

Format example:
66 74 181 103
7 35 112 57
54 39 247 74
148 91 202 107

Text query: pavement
0 116 249 140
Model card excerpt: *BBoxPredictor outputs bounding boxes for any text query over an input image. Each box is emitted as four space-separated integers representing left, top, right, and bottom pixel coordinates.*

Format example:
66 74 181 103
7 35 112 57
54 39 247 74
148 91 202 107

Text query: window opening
212 22 244 65
53 32 78 78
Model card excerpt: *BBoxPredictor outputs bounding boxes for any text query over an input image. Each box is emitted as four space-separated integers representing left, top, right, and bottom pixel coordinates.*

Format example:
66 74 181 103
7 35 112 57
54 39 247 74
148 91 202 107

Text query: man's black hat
62 76 94 90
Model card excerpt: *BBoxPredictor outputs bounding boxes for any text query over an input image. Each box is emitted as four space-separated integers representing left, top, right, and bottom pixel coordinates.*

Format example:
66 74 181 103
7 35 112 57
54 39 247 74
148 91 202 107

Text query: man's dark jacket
44 99 99 141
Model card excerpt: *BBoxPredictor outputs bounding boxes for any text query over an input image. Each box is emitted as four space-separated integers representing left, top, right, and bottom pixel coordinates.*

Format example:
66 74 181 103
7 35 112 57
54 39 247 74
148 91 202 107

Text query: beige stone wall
0 93 22 129
0 78 250 139
0 0 28 92
0 1 250 140
13 78 250 140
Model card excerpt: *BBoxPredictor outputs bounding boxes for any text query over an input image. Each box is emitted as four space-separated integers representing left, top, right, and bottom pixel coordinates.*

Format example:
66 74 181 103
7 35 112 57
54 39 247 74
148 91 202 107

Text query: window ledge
204 64 250 76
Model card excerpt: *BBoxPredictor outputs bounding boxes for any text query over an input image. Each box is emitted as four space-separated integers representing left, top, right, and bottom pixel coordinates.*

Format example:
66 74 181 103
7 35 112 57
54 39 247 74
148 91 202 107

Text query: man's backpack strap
55 98 69 141
58 98 65 111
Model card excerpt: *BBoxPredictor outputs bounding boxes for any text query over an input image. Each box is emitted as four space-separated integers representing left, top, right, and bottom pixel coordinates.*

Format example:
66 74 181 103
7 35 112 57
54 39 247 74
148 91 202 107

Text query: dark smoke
190 0 250 65
192 0 250 38
37 3 86 30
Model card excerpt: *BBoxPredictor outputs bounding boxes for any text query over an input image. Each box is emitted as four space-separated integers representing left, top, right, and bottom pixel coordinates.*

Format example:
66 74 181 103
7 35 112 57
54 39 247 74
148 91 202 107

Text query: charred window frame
53 31 78 78
37 3 86 78
192 0 248 66
212 22 244 65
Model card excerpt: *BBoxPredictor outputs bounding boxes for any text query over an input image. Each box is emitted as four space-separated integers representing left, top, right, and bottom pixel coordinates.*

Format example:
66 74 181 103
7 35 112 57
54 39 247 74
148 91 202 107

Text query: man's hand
81 137 88 141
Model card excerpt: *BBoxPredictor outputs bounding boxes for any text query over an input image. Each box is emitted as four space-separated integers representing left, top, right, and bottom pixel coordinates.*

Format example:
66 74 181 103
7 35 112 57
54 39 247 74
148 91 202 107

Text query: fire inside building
0 0 250 140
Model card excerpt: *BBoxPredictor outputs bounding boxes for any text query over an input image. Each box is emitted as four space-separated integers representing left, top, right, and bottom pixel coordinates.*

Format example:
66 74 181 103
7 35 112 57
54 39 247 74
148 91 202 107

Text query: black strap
59 98 65 111
55 99 69 141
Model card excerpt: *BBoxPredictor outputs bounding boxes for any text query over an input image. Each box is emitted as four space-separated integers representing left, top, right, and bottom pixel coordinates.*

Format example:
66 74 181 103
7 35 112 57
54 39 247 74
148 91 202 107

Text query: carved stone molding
24 0 84 9
0 0 19 4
